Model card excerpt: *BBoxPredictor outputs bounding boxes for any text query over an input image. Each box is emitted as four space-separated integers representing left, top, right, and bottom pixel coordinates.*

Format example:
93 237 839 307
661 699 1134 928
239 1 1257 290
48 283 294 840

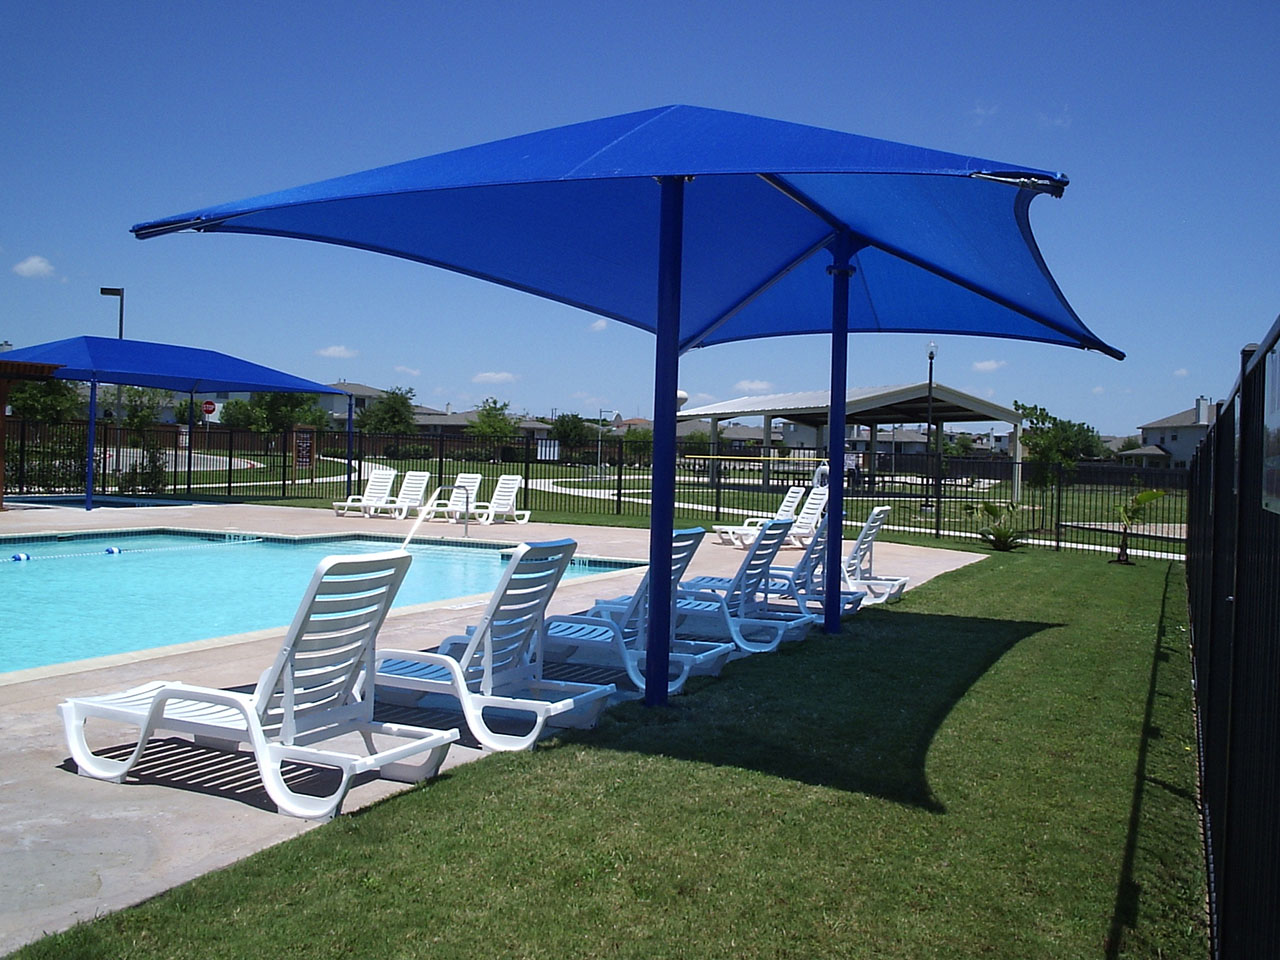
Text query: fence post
17 419 27 492
435 433 444 491
522 433 533 513
615 439 624 515
1054 463 1064 551
226 428 234 498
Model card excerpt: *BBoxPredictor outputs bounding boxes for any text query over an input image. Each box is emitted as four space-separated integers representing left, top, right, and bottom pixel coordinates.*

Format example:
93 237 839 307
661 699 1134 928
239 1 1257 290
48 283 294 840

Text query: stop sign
201 400 216 415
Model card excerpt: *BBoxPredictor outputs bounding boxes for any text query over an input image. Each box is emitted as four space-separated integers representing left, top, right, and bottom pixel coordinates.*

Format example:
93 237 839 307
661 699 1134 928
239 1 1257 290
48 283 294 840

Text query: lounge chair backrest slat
447 474 484 511
792 486 829 531
364 469 397 502
254 551 411 742
395 471 432 506
452 539 577 696
774 486 805 520
845 505 892 577
488 474 523 511
626 526 706 650
725 519 792 616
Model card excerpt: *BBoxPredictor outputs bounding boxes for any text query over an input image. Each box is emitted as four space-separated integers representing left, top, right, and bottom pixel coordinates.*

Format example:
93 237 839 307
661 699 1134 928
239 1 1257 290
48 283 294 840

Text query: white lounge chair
687 514 864 616
542 527 734 696
333 467 397 517
374 539 616 751
367 470 432 520
418 473 483 522
782 485 829 547
712 485 805 546
474 473 530 524
842 505 909 604
58 550 458 821
676 519 816 653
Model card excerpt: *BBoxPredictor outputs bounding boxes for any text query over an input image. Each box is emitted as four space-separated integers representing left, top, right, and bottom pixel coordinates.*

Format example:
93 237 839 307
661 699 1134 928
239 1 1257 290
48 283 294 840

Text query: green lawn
13 548 1204 959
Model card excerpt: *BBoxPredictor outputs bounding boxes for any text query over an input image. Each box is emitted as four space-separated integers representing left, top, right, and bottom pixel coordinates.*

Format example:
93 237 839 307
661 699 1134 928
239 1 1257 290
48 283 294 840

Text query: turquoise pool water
1 532 626 674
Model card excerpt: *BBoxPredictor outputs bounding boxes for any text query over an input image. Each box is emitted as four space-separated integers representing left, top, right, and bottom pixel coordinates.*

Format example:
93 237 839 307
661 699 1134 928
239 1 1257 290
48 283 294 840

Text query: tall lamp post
100 287 124 416
926 340 940 535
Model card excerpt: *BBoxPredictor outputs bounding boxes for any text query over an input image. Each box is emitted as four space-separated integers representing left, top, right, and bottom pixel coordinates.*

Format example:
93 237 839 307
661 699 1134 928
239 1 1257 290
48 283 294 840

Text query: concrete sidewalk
0 503 985 953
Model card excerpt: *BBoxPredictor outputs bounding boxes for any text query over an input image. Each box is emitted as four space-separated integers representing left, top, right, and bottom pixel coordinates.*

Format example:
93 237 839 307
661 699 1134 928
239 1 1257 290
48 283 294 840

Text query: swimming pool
0 531 632 675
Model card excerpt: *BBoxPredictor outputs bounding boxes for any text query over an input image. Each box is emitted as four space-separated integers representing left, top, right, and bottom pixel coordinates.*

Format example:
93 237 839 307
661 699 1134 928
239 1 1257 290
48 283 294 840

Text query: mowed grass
14 550 1205 960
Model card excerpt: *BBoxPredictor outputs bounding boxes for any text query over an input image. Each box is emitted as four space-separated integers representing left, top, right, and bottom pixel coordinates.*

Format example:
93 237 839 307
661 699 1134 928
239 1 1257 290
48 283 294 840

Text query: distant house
415 405 549 440
1118 397 1215 469
610 416 781 450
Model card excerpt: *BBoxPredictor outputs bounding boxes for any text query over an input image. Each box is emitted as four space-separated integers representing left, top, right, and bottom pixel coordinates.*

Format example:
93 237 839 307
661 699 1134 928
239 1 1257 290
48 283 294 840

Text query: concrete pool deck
0 502 986 953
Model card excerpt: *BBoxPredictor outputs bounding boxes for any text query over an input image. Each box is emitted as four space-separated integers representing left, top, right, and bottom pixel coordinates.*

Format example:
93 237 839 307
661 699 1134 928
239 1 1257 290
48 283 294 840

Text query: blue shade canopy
2 336 344 395
133 104 1123 360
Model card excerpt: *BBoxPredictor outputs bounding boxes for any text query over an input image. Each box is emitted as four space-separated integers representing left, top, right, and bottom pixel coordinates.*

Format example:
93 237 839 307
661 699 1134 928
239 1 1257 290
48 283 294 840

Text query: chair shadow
555 609 1058 812
56 738 382 815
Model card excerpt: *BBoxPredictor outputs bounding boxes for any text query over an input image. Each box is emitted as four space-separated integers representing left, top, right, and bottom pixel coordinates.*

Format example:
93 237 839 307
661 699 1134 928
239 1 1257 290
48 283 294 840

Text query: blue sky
5 1 1277 435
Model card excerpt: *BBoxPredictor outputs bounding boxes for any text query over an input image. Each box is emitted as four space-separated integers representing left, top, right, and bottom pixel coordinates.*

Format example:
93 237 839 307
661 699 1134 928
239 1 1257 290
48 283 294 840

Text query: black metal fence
5 420 1186 558
1187 328 1280 960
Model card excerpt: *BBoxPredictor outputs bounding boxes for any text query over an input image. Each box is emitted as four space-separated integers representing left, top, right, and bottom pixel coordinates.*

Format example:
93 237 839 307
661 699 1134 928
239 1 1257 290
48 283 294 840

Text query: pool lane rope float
3 536 264 563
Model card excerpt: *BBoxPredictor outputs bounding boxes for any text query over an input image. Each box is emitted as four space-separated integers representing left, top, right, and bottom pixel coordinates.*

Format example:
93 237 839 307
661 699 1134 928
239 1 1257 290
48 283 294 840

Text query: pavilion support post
867 420 878 492
710 417 721 520
762 414 773 489
645 175 685 707
85 381 98 511
823 234 856 635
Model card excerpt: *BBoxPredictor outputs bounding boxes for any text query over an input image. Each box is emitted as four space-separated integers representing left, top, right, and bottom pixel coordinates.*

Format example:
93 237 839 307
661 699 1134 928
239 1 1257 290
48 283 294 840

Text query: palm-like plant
963 501 1024 551
1112 489 1167 564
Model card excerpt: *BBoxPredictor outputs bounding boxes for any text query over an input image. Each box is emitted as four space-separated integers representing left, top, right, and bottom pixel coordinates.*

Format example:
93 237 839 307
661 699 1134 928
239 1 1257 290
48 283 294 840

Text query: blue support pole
823 235 855 634
85 380 97 511
645 175 685 707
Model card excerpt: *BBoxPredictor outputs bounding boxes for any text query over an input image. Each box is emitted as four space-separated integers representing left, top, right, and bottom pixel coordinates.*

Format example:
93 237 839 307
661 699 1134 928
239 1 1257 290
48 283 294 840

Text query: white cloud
970 103 998 126
972 359 1006 373
394 365 420 376
1092 386 1105 395
473 371 516 384
13 255 54 278
1174 368 1189 377
692 392 716 404
982 388 996 398
1038 105 1072 129
589 318 608 332
733 379 773 394
316 345 356 358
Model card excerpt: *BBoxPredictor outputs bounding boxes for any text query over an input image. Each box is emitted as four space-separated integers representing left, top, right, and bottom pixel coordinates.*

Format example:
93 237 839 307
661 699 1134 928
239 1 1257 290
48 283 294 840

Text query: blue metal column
823 236 855 633
646 175 685 707
84 380 97 511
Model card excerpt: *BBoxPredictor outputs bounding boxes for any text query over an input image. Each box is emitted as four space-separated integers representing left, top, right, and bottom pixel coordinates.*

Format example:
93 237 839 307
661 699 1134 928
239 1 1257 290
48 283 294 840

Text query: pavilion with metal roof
678 381 1025 500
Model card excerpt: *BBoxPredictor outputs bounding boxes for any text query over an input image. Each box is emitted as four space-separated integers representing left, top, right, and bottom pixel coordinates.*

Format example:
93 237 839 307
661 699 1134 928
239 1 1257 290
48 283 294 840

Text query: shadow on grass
562 608 1058 812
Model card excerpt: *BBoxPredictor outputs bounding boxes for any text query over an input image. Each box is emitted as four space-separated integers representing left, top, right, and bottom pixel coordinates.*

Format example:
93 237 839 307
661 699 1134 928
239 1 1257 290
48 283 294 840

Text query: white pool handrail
400 484 471 548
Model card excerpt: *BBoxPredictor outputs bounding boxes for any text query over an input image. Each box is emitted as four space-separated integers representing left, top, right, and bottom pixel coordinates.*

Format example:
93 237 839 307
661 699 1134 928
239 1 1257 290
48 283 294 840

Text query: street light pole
100 287 124 418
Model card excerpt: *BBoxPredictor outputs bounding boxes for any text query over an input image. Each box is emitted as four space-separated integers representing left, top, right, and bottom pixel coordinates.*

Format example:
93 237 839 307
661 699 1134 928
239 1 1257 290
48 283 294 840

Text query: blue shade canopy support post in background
825 234 857 635
646 176 685 706
2 336 347 510
129 104 1124 702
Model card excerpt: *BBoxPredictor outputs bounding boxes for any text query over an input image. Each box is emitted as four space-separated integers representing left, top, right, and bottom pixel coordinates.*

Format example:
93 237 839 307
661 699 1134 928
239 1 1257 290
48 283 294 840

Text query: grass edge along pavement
12 550 1205 960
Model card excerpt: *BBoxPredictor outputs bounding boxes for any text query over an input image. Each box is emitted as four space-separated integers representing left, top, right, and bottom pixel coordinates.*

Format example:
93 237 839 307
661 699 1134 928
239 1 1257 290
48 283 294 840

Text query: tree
8 379 82 423
549 412 594 447
465 397 520 439
1014 400 1105 485
623 426 654 464
944 433 975 458
172 397 209 426
356 386 417 435
218 393 330 433
681 429 711 455
116 386 171 494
